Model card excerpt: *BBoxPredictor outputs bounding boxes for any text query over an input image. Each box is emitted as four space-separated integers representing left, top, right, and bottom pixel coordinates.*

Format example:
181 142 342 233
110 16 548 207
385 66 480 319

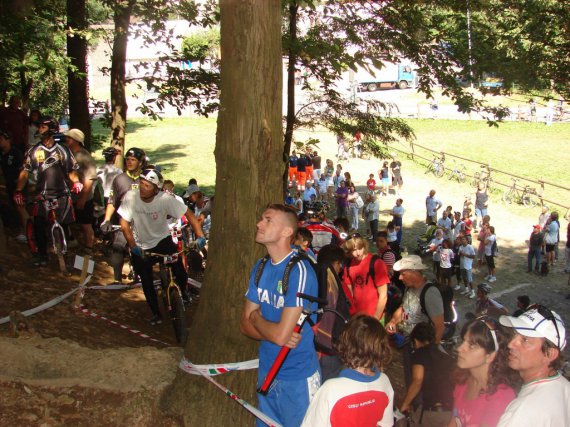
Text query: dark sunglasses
527 304 562 350
345 232 361 241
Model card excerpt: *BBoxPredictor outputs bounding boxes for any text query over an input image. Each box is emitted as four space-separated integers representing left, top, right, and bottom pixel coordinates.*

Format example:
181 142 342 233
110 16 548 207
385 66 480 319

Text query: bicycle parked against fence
425 154 446 177
502 177 539 207
448 159 467 183
471 164 494 191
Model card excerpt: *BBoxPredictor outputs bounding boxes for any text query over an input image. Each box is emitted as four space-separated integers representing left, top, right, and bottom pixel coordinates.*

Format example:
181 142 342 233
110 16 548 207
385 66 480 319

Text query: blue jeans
257 370 320 427
527 248 542 272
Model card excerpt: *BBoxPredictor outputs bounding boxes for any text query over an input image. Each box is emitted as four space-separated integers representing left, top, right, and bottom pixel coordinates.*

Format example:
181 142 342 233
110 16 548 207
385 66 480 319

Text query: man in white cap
497 305 569 426
386 255 444 388
65 128 97 253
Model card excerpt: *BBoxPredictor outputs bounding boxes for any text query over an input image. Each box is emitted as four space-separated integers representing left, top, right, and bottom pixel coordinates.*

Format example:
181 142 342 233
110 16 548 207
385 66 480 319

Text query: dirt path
0 149 568 425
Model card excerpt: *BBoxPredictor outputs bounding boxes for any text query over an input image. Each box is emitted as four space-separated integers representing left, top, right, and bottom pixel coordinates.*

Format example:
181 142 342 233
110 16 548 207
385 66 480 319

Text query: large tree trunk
67 0 91 150
110 0 134 169
160 0 283 425
283 1 298 195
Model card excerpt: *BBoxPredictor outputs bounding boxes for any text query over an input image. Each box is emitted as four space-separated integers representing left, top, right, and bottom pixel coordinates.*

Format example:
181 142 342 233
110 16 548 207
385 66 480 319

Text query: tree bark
110 0 134 168
283 1 298 195
67 0 91 150
160 0 283 425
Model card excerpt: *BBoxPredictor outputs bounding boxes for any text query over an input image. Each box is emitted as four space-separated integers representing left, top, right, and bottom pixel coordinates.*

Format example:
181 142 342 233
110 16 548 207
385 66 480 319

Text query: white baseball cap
64 128 85 144
393 255 427 271
500 306 566 350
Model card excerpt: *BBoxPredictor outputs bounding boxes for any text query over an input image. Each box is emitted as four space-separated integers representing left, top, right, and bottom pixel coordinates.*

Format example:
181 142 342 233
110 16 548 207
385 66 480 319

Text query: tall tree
67 0 91 150
160 0 283 424
108 0 134 167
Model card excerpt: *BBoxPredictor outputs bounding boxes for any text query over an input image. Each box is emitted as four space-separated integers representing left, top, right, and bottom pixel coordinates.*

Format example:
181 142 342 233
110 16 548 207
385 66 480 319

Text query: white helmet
140 168 164 189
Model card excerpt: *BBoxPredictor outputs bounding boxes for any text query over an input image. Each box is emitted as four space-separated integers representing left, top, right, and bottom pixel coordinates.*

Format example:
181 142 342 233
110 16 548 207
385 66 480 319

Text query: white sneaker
488 276 497 283
484 275 492 280
453 285 461 291
461 288 471 295
469 290 476 299
15 234 27 243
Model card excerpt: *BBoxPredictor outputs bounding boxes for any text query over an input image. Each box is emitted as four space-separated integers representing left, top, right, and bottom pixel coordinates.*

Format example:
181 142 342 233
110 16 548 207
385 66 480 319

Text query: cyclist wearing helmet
100 147 146 285
97 147 121 204
304 202 342 253
13 117 81 267
474 282 509 319
118 168 204 325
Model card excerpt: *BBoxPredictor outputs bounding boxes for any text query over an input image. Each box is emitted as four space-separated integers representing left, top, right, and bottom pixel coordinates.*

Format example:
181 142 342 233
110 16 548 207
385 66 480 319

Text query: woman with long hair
448 317 520 427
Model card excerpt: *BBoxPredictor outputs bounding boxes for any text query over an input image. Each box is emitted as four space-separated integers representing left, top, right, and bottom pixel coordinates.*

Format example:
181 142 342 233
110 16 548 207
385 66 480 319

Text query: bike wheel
522 193 538 207
459 171 466 183
52 227 67 274
435 165 445 178
169 287 188 346
502 189 514 204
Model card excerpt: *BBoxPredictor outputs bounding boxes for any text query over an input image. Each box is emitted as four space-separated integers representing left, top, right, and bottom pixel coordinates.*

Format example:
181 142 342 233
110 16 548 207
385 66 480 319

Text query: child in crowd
366 173 376 194
438 239 454 288
294 227 316 259
302 314 394 427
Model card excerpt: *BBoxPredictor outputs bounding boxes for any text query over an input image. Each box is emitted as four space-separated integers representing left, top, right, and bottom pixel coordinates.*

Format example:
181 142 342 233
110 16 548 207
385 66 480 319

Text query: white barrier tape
179 358 259 376
87 283 142 290
77 305 171 346
0 287 80 325
180 359 282 427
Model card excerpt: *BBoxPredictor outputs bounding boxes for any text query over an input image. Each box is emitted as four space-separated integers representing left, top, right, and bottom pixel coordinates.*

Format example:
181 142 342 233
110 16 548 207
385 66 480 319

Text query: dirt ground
0 154 568 426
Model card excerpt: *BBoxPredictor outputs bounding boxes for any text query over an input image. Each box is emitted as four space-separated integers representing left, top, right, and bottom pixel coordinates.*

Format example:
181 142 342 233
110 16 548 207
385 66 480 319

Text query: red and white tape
77 305 171 346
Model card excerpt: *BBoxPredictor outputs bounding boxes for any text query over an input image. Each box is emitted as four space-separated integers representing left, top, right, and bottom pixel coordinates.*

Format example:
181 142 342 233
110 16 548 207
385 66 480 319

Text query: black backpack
254 250 349 354
419 282 455 324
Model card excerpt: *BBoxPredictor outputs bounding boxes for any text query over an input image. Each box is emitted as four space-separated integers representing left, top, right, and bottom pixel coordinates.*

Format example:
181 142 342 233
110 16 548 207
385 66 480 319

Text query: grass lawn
92 117 569 210
391 119 570 211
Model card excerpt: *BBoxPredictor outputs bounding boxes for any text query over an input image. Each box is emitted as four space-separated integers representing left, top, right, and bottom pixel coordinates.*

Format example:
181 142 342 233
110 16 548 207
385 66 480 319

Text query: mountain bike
27 195 71 274
425 154 445 178
144 248 189 346
502 177 539 207
447 159 466 183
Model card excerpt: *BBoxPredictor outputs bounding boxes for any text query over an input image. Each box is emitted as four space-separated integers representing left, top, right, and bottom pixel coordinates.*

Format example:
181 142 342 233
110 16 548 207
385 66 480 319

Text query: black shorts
440 267 453 279
545 244 556 253
485 255 495 269
74 199 94 225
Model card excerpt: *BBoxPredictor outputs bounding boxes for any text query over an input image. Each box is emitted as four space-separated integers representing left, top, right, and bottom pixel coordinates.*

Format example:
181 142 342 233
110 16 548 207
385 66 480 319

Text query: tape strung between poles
0 286 80 325
179 358 259 375
179 359 282 427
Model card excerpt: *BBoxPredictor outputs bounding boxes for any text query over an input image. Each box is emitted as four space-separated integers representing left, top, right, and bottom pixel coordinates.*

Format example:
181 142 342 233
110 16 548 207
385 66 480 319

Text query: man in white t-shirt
437 210 452 239
455 235 476 297
497 306 569 427
118 169 204 325
425 189 442 224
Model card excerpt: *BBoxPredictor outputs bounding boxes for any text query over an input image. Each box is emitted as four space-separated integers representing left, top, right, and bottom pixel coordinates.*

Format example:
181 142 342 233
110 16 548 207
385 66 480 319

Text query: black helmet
140 168 164 189
38 116 59 138
102 147 118 161
125 147 146 163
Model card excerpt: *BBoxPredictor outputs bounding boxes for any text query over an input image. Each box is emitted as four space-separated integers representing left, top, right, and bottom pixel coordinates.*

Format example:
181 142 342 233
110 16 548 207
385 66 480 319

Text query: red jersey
343 253 389 316
366 178 376 191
